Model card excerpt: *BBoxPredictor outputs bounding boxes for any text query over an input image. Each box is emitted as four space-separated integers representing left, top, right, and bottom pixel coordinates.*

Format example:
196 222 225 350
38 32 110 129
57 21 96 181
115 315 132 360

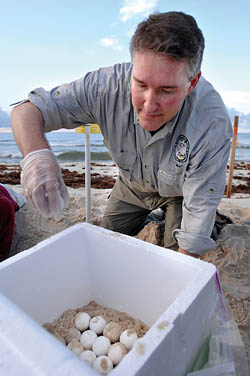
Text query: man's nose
144 90 159 113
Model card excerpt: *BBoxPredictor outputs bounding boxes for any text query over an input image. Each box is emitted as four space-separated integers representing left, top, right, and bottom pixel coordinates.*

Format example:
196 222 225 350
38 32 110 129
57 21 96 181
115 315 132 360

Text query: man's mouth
140 110 162 119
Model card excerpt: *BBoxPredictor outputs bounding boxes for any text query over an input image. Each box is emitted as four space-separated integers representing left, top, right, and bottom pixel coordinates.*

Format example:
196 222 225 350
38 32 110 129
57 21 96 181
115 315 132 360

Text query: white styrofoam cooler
0 223 218 375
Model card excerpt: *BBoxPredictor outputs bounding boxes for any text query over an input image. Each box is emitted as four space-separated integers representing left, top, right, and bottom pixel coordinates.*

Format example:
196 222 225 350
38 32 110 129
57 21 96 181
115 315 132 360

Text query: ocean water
0 131 111 164
0 130 250 164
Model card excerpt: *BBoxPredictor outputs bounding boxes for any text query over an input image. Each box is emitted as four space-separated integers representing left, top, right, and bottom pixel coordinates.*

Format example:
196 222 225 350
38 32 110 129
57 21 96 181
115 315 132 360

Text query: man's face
131 50 200 131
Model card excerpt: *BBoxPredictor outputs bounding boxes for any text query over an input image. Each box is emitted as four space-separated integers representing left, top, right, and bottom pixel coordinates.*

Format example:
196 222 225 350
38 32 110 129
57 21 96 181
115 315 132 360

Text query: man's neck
149 123 166 136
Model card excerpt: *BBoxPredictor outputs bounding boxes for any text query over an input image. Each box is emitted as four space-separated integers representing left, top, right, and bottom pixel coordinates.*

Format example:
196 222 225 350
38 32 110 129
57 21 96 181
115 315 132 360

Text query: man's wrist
178 247 201 259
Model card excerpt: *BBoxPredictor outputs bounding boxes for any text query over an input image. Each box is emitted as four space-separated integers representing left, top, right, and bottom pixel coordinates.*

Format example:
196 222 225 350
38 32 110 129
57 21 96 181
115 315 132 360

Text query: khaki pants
101 176 183 250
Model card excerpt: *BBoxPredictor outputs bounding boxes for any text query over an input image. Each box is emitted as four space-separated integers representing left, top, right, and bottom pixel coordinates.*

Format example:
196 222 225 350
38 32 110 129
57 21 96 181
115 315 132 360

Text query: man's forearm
11 102 49 157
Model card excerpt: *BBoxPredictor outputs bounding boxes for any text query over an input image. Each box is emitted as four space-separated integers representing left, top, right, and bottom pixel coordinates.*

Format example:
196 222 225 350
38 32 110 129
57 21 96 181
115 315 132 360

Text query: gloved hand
20 149 70 221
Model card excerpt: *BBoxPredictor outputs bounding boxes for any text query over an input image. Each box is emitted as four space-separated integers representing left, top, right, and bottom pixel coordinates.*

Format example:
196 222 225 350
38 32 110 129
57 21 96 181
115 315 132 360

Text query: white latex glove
20 149 70 221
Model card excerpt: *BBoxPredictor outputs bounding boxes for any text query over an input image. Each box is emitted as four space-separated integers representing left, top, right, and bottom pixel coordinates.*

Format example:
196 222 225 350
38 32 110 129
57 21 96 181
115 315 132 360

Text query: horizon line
1 127 250 134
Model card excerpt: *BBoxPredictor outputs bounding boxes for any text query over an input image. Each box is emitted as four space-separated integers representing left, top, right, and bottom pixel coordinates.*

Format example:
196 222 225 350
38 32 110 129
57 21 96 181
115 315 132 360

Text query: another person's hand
20 149 70 220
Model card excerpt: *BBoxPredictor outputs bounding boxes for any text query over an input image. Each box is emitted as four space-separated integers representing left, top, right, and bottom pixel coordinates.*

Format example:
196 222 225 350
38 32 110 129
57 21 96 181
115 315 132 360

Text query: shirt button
146 180 149 184
145 165 149 169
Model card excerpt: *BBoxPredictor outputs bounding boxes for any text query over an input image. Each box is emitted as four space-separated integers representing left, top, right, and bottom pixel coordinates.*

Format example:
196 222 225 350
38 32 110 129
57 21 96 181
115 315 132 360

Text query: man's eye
161 89 174 94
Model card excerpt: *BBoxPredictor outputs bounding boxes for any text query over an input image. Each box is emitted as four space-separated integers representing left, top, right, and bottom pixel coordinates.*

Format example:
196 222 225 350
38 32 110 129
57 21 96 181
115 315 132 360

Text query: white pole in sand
76 124 100 223
227 116 239 198
85 125 91 223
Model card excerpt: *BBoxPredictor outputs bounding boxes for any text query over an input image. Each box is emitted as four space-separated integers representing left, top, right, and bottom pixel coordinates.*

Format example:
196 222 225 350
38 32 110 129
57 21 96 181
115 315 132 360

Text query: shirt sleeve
27 71 101 132
26 63 132 134
173 117 232 255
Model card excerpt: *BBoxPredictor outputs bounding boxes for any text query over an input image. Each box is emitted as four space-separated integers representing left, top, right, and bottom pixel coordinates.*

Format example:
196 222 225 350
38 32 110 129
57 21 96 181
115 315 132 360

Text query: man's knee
101 209 148 236
101 215 113 231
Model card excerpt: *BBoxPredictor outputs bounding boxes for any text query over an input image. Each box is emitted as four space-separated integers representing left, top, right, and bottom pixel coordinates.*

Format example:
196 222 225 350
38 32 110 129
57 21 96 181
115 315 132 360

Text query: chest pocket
157 164 184 197
113 149 136 182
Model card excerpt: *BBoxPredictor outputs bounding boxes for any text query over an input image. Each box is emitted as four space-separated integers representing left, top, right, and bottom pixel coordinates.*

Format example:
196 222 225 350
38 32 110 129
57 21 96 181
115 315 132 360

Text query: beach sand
1 161 250 370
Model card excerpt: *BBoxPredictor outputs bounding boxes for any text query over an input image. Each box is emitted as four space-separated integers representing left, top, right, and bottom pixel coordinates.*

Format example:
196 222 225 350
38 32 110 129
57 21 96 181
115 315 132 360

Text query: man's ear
188 72 201 95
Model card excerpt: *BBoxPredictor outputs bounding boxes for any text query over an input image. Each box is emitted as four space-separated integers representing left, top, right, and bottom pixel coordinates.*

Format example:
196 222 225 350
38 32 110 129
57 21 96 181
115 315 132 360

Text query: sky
1 0 250 117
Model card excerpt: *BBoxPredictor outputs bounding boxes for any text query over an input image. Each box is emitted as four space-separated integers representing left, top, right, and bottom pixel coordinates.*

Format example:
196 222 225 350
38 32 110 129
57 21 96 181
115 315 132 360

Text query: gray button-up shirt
27 62 233 254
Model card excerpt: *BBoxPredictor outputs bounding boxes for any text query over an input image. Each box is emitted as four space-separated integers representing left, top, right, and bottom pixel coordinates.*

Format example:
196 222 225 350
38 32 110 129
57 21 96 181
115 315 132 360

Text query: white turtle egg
67 340 84 355
93 355 113 374
79 350 96 365
74 312 90 331
103 322 122 343
65 328 81 344
108 342 128 365
108 342 127 365
120 329 138 350
89 315 107 334
80 329 97 349
92 336 111 356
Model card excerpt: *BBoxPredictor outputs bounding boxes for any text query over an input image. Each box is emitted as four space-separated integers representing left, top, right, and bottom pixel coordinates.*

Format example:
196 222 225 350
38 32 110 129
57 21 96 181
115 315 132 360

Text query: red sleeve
0 185 19 260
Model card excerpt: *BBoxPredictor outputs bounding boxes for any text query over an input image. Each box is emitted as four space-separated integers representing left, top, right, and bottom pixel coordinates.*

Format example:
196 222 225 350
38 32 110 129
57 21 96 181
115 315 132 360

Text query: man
11 12 232 257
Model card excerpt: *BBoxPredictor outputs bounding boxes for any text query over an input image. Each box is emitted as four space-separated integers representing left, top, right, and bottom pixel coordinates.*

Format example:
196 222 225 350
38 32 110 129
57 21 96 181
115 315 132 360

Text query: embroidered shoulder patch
173 135 189 163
